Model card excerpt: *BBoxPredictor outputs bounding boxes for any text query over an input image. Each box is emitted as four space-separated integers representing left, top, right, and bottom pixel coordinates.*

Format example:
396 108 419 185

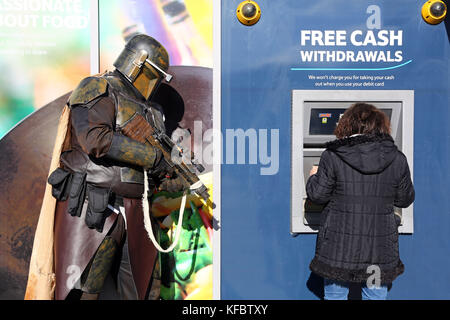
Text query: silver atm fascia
291 90 414 234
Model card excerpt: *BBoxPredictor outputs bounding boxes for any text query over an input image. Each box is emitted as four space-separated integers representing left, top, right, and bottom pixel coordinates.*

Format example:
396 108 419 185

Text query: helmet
114 34 172 100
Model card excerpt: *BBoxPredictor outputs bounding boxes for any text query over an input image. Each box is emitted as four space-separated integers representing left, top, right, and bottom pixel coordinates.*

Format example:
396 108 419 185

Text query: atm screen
309 108 393 135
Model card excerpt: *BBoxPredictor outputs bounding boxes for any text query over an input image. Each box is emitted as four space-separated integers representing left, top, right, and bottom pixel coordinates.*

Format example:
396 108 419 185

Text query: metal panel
221 0 449 299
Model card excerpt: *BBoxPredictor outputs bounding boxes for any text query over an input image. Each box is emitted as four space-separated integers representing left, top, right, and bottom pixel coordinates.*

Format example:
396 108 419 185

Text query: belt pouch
67 171 87 217
85 185 111 233
48 168 72 201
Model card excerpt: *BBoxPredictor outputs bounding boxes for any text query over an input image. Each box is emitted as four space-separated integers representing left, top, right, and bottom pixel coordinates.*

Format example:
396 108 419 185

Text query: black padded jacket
307 133 415 284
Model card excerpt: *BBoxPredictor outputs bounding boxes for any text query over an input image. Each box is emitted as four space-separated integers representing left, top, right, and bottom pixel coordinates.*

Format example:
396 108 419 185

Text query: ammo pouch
48 168 87 218
68 171 87 218
48 168 72 201
85 185 112 233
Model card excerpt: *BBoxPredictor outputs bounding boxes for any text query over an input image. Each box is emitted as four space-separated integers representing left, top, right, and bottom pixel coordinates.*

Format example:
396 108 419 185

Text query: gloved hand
159 175 187 193
150 152 174 180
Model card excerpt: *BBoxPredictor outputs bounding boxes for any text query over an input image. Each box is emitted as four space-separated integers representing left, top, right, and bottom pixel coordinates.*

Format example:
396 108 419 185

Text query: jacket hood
326 133 398 174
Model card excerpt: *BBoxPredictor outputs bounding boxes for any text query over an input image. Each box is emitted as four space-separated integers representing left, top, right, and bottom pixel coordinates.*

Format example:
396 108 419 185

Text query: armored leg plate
81 236 118 294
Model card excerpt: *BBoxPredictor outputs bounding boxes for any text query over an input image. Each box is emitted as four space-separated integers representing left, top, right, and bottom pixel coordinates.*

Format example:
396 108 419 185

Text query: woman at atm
306 103 414 300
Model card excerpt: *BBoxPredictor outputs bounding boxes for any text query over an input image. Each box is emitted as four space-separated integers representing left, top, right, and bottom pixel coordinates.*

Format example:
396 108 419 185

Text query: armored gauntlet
106 133 161 170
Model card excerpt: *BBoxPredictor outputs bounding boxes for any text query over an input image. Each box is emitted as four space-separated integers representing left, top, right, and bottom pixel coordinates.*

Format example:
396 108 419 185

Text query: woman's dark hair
334 103 391 139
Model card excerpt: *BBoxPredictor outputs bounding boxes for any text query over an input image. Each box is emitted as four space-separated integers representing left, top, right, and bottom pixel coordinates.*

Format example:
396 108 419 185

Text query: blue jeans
324 278 388 300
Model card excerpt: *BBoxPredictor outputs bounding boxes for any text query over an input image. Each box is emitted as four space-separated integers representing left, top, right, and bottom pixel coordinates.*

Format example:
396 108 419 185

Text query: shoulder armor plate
68 77 108 107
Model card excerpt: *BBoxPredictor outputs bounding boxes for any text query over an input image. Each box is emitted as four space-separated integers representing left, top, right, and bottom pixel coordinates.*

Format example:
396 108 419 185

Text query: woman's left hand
310 165 318 176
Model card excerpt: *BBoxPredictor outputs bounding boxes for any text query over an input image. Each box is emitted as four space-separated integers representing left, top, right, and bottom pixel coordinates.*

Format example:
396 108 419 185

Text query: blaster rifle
121 113 210 202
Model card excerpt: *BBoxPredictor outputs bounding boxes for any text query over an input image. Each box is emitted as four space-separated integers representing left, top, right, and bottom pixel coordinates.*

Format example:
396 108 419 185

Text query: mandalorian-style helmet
114 34 172 100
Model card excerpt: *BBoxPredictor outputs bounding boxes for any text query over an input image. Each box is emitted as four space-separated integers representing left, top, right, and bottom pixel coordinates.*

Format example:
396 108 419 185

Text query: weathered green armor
62 71 166 198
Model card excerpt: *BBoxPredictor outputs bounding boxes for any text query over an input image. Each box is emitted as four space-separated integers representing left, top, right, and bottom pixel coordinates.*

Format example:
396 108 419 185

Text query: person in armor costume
50 34 183 300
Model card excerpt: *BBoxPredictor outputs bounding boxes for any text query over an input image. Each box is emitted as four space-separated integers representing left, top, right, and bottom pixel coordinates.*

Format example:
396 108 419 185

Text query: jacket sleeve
71 96 116 158
306 150 336 204
394 153 415 208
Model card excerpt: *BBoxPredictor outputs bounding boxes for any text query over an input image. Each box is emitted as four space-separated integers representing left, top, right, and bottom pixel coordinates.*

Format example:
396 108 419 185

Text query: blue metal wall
221 0 450 299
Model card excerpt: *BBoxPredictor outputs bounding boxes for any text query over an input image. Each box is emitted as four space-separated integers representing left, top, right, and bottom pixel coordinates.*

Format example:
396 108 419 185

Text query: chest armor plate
105 74 165 131
116 93 146 129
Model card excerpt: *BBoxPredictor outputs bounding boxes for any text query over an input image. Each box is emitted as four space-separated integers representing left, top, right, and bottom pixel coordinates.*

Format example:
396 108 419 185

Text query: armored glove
146 154 176 195
149 152 174 180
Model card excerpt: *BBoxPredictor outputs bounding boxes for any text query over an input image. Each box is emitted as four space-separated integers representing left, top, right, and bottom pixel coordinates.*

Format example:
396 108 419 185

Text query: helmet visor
145 58 173 83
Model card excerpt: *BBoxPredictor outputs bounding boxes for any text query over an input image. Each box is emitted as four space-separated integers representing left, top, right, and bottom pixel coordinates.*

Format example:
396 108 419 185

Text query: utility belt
48 167 119 233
